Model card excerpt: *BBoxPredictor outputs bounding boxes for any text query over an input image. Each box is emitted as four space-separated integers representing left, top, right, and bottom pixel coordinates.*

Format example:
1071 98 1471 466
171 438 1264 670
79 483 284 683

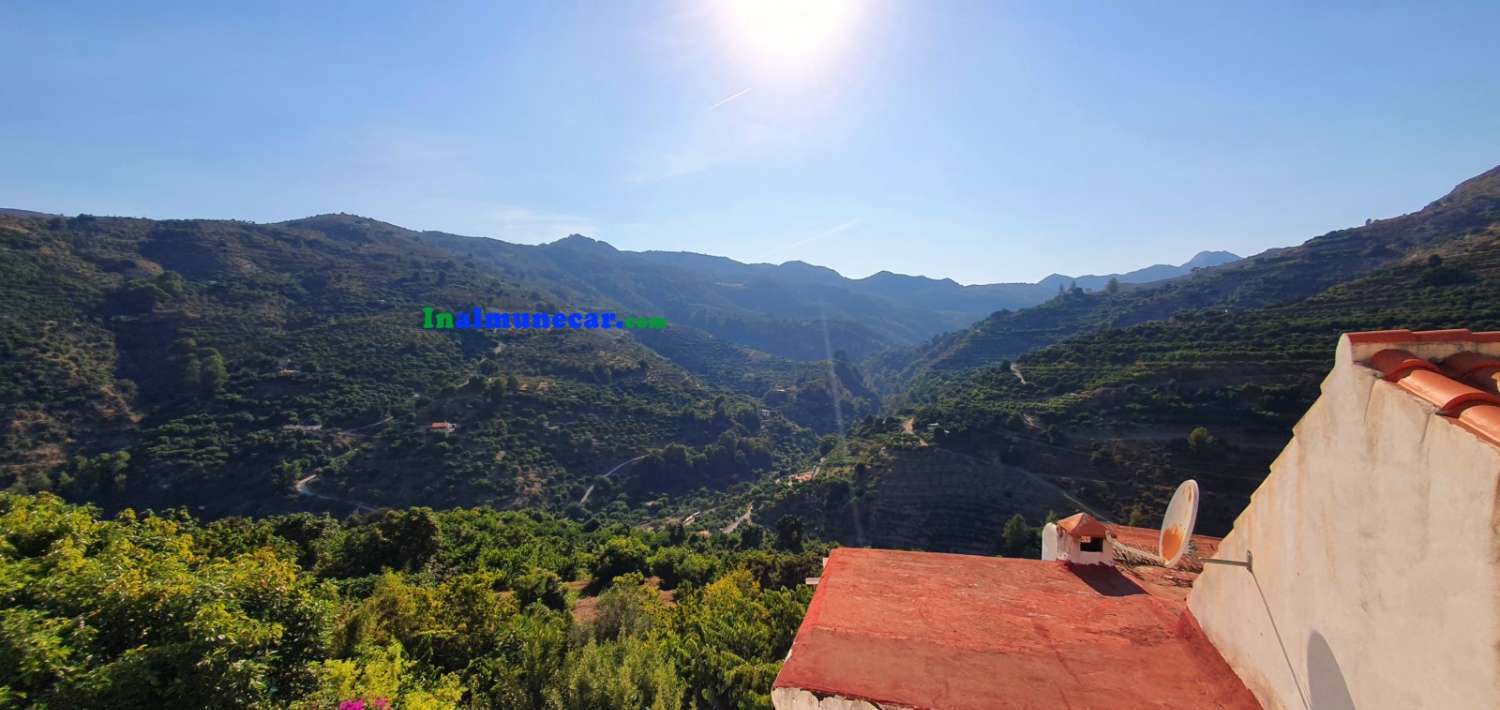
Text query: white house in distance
1041 512 1114 565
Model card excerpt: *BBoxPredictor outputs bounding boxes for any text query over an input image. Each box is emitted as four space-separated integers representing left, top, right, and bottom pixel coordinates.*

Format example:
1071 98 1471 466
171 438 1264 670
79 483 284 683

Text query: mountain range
3 165 1498 550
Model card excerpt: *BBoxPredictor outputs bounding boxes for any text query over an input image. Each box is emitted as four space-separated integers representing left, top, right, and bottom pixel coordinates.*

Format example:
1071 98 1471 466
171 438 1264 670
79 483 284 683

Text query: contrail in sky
708 87 752 110
784 217 863 252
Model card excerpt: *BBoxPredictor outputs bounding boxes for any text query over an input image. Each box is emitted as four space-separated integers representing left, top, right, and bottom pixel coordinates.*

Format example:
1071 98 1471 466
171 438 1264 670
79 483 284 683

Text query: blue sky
4 1 1498 284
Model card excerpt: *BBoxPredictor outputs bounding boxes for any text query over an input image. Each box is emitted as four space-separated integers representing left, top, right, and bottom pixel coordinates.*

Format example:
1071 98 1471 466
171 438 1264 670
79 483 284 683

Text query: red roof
1107 523 1221 561
1055 512 1108 538
773 548 1258 710
1107 524 1223 603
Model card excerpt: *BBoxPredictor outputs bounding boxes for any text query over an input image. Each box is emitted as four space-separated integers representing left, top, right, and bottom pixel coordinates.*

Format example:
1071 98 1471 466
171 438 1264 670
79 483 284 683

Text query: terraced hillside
0 213 816 518
679 422 1078 555
879 165 1500 384
887 179 1500 535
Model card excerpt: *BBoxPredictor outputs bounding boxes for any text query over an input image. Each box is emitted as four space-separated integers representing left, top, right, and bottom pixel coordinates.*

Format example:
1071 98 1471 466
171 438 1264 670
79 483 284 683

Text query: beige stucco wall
1189 335 1500 709
771 687 911 710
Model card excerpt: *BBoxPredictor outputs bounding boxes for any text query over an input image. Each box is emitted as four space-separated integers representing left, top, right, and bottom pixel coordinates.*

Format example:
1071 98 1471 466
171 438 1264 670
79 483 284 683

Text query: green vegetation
5 165 1500 681
0 493 824 708
0 213 819 519
860 172 1500 534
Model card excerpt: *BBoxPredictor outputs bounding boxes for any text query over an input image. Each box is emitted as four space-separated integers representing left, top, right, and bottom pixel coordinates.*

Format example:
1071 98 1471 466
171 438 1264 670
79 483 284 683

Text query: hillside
884 166 1500 381
633 247 1240 335
7 165 1495 550
794 165 1500 542
413 231 913 361
0 213 818 518
415 228 1232 361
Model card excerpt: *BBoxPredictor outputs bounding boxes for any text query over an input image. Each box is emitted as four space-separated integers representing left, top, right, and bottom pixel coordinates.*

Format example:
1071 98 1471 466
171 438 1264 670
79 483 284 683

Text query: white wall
1188 335 1500 709
771 688 905 710
1041 522 1060 561
1040 523 1113 565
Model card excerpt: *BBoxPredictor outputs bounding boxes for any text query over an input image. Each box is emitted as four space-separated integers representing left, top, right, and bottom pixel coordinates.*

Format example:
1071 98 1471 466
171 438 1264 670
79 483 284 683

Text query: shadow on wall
1307 632 1356 710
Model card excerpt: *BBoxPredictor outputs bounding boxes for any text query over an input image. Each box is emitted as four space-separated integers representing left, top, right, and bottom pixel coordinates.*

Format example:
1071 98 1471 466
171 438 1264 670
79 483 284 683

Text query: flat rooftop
1108 523 1223 602
773 547 1257 710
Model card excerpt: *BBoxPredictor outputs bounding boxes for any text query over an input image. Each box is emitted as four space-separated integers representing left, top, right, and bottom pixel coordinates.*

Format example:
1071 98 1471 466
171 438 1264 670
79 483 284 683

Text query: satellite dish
1159 480 1200 568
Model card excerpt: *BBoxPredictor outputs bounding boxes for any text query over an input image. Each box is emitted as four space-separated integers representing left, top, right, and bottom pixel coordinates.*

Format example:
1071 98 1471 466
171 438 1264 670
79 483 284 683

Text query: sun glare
717 0 861 78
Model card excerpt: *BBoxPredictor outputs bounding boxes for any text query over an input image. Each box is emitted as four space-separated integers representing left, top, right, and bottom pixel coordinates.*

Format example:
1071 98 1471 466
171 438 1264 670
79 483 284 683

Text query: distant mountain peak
1183 250 1241 269
549 234 618 253
777 260 843 278
862 270 960 287
1424 164 1500 211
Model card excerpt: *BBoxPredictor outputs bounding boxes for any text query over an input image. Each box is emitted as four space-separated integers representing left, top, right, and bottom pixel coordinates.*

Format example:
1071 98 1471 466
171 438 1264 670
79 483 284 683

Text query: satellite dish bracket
1202 549 1253 572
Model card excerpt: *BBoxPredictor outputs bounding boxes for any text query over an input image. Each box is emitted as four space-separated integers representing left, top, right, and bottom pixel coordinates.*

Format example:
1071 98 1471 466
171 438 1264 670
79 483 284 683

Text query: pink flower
338 701 365 710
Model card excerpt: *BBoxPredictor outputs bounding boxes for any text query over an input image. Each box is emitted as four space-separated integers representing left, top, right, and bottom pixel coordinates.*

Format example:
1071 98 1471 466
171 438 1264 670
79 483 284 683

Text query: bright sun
717 0 862 78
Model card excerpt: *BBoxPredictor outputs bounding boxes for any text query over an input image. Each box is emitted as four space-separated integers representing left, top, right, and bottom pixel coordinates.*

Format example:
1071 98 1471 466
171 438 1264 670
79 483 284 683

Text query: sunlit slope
0 213 814 517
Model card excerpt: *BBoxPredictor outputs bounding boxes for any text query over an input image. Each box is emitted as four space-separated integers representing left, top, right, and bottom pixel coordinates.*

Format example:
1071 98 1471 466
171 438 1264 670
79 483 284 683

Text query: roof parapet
1346 328 1500 344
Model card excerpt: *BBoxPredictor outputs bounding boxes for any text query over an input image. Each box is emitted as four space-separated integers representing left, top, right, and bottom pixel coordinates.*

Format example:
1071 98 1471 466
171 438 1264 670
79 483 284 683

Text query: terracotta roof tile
1352 334 1500 448
1441 352 1500 393
1366 349 1500 415
1055 512 1108 537
1360 341 1500 446
1369 348 1440 380
1391 369 1500 415
1457 405 1500 446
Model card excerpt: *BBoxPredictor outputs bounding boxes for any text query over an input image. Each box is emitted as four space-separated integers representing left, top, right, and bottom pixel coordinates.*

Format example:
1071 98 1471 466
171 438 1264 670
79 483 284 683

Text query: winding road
338 414 392 436
294 473 378 515
579 454 648 505
722 504 753 534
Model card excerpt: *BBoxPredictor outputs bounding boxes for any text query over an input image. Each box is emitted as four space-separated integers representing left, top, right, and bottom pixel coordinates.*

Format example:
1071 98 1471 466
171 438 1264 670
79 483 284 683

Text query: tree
1001 514 1031 556
513 568 566 610
119 280 167 313
592 536 650 586
182 356 202 391
200 349 228 394
737 523 765 550
1187 426 1216 454
157 271 186 296
1105 277 1121 294
774 515 804 553
663 521 687 546
590 573 658 641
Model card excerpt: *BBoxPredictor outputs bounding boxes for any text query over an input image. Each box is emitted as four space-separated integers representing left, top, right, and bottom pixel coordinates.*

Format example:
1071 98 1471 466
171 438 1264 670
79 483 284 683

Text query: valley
4 165 1499 546
6 4 1493 706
